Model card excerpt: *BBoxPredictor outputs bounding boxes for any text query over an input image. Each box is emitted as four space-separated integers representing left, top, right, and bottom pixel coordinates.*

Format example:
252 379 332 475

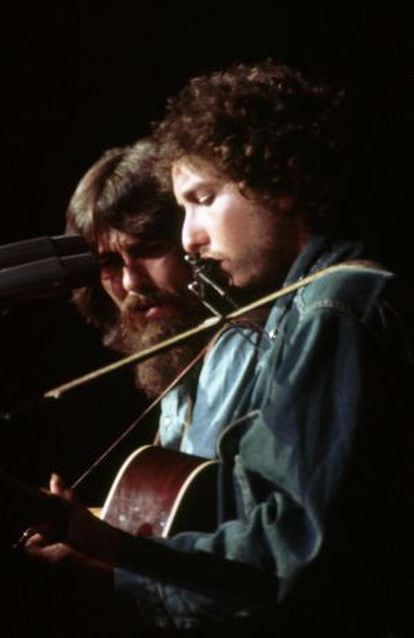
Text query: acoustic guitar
0 446 219 546
100 444 219 537
1 447 274 606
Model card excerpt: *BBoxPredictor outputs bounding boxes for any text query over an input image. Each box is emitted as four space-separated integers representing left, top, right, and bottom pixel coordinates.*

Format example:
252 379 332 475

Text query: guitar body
100 445 218 538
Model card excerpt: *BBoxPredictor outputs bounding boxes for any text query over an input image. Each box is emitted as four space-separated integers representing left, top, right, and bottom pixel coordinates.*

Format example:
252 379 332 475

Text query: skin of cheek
100 253 192 309
198 193 273 286
100 275 125 310
147 254 187 293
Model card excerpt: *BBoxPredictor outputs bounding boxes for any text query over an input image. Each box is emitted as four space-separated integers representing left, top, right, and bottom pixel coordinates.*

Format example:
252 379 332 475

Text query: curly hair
66 138 182 336
154 60 348 229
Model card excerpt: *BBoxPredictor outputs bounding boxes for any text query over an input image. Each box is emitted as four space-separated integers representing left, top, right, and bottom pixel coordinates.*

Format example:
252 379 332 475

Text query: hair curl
66 138 182 336
154 60 348 229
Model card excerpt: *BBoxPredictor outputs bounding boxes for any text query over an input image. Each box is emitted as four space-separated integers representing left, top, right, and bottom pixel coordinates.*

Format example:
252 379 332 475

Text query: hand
21 473 122 569
24 531 110 572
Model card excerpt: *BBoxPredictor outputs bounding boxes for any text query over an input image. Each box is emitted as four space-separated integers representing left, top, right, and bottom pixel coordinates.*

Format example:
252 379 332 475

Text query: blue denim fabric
158 325 261 458
114 234 410 631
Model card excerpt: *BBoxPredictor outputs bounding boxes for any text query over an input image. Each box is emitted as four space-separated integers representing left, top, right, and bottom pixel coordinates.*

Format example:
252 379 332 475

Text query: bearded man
66 138 204 401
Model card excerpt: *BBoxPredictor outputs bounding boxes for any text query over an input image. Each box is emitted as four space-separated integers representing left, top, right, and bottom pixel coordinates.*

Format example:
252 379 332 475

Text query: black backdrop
1 5 412 503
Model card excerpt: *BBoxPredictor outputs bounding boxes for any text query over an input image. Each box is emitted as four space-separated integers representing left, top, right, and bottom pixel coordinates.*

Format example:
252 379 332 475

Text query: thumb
49 473 77 502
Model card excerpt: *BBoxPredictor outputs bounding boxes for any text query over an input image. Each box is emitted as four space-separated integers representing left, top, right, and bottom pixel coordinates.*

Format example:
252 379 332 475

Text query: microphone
0 235 99 303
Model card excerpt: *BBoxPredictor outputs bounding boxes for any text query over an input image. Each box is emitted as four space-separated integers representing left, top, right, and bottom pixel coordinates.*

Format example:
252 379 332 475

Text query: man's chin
105 302 207 399
123 316 183 351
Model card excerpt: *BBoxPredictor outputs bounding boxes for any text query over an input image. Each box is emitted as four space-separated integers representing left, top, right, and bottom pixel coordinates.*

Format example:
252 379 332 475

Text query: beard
104 291 205 399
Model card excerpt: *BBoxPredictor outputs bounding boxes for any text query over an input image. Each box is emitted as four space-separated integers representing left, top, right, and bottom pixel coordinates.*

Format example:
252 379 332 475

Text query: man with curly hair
22 62 410 637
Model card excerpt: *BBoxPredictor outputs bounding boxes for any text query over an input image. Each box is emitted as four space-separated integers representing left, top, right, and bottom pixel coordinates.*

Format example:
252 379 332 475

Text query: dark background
1 5 412 503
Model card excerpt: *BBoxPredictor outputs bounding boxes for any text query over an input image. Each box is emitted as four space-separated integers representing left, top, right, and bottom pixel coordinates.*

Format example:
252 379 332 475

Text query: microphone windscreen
0 252 98 302
0 235 89 270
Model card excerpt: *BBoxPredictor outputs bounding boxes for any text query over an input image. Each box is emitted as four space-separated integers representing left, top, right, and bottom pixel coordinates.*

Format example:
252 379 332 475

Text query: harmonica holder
185 254 274 342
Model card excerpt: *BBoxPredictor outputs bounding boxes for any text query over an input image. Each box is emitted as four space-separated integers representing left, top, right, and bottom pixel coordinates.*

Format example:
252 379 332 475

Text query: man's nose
121 261 151 294
181 210 209 255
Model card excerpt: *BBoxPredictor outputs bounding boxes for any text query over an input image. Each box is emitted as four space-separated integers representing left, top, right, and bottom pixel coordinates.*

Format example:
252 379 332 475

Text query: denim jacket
115 235 410 632
158 321 261 459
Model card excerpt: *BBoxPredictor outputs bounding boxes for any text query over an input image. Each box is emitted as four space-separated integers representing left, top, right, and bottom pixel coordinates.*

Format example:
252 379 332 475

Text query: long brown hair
66 138 182 337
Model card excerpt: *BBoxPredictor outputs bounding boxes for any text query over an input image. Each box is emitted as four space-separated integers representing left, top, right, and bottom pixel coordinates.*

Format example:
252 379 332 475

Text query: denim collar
267 233 365 329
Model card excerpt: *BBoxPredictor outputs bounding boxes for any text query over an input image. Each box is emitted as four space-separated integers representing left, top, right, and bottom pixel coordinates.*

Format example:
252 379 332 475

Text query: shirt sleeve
171 299 402 591
113 298 400 624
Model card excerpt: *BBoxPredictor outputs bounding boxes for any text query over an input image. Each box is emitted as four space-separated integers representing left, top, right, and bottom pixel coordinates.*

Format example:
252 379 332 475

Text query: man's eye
197 193 214 205
98 254 122 270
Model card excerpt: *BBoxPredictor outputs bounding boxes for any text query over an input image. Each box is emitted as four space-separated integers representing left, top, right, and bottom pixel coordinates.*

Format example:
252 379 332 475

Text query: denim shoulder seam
296 298 368 326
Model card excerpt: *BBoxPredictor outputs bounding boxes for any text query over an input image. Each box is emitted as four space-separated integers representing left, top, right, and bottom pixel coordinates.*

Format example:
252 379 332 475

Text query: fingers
12 526 38 550
49 472 65 493
24 531 47 551
24 533 113 575
21 527 79 563
24 535 79 564
49 473 77 502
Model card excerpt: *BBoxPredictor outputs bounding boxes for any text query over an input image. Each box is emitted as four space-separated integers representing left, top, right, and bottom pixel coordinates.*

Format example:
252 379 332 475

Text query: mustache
119 290 181 330
121 290 175 312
